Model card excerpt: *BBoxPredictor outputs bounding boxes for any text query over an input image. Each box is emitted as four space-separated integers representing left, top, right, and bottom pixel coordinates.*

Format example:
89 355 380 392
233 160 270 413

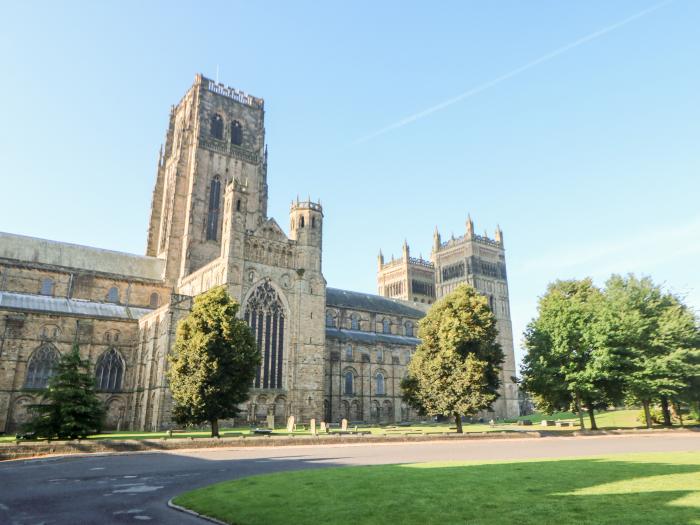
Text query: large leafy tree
167 286 259 437
25 344 105 439
520 279 626 430
601 275 699 427
401 284 504 433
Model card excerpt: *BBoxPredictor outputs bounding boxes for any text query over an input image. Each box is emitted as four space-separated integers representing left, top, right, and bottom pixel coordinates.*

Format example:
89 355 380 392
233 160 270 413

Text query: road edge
168 498 230 525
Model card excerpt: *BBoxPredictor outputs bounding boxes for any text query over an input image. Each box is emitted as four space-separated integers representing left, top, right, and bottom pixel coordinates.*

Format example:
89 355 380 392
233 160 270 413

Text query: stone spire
466 214 474 238
402 239 410 260
432 226 441 252
495 225 503 245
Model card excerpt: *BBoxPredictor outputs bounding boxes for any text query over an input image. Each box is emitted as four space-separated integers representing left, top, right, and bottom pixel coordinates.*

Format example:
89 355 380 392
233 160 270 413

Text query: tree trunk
587 406 598 430
455 414 463 434
660 397 672 426
642 399 652 429
575 393 585 430
211 419 220 437
675 402 684 427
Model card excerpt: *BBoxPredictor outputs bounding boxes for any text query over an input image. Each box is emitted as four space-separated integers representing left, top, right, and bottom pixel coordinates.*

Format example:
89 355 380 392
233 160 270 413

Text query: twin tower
377 216 518 412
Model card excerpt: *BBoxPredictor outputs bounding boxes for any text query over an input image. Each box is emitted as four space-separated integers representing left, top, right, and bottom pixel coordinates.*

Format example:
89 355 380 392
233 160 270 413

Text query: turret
290 197 323 273
402 239 410 260
378 249 384 269
466 214 474 238
432 226 441 253
495 225 503 246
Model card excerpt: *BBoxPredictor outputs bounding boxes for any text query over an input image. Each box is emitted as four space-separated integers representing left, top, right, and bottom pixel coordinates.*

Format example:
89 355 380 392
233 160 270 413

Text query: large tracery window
206 176 221 241
95 348 124 392
245 281 286 389
25 344 59 389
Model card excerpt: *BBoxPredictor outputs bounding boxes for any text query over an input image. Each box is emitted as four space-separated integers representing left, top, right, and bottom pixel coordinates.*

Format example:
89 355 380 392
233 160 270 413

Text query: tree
401 284 504 433
167 286 260 437
25 343 105 439
601 275 699 428
520 279 625 430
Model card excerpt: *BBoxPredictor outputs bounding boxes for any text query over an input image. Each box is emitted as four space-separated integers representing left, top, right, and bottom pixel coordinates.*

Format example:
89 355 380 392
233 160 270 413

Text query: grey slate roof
0 291 153 320
0 231 165 280
325 327 420 346
326 287 427 318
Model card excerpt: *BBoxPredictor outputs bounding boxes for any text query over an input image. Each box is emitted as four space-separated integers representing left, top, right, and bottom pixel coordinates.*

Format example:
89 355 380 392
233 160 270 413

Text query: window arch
344 370 354 395
350 313 360 331
149 292 160 308
311 216 316 228
230 120 243 145
206 176 221 241
210 113 223 139
325 311 336 328
404 321 414 337
40 278 54 296
244 281 286 389
375 372 385 395
25 344 59 389
300 216 305 228
95 348 124 392
107 286 120 303
382 319 391 334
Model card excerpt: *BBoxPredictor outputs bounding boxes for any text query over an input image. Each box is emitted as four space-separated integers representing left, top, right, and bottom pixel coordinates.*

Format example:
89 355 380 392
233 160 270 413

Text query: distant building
0 74 517 433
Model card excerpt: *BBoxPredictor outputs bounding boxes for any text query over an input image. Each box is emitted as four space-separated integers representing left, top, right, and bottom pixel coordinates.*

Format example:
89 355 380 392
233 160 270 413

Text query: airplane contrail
351 1 673 146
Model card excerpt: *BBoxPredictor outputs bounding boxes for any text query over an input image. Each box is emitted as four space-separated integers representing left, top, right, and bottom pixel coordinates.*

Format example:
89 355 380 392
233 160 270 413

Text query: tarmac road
0 433 697 524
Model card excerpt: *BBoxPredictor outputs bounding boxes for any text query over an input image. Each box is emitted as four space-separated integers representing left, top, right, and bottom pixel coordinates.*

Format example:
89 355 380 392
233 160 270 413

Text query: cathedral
0 74 518 432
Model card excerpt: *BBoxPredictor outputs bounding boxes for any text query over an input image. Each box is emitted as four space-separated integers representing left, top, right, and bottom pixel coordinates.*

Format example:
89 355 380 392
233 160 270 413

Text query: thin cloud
351 1 673 146
520 216 700 276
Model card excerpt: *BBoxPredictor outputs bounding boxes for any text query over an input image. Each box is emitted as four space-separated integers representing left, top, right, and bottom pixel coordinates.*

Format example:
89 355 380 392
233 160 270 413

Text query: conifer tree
26 344 105 439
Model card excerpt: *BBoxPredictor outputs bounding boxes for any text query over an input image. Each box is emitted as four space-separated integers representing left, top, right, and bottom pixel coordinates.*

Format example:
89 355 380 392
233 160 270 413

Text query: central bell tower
146 74 268 285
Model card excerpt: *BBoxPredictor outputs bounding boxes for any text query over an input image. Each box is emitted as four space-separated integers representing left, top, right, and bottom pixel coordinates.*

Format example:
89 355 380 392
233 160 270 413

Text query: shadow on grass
174 454 700 525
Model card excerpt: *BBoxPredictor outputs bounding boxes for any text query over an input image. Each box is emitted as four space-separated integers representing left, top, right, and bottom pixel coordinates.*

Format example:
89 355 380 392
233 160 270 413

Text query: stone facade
377 216 520 419
0 74 517 433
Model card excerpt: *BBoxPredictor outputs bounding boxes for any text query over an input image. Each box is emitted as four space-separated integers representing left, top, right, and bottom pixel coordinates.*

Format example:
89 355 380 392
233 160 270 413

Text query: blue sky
1 1 698 367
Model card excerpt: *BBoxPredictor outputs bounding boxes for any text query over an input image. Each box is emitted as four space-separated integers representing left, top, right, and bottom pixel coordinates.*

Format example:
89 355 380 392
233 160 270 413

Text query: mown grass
1 409 694 443
173 451 700 525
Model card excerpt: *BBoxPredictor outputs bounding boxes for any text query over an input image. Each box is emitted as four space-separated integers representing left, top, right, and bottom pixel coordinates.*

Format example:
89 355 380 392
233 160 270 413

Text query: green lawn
1 409 694 443
173 451 700 525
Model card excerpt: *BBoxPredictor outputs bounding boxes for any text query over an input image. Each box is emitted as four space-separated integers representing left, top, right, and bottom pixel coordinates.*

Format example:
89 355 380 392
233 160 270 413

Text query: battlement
197 74 264 109
408 256 434 269
440 233 502 249
290 199 323 213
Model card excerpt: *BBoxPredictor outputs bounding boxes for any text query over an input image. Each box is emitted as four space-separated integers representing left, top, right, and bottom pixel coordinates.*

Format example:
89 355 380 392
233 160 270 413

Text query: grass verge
172 451 700 525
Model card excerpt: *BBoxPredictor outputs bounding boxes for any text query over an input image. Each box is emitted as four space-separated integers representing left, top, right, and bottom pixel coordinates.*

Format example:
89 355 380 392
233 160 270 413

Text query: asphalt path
0 433 698 524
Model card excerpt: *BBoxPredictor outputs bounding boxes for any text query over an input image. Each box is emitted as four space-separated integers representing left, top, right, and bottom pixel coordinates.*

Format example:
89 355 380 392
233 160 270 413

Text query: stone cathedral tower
377 215 520 419
133 74 327 429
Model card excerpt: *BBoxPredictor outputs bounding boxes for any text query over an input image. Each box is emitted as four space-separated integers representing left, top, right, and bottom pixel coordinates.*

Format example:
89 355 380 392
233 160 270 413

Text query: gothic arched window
375 372 385 395
25 344 59 389
40 278 54 296
325 311 336 328
404 321 413 337
231 120 243 145
210 113 223 139
350 314 360 331
344 371 354 395
95 348 124 392
149 292 160 308
206 176 221 241
244 281 286 389
107 286 120 303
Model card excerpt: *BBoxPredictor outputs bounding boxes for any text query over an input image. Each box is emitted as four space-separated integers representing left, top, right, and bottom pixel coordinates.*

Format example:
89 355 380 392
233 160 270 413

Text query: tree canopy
167 286 260 437
401 284 504 432
521 274 699 429
25 343 105 439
